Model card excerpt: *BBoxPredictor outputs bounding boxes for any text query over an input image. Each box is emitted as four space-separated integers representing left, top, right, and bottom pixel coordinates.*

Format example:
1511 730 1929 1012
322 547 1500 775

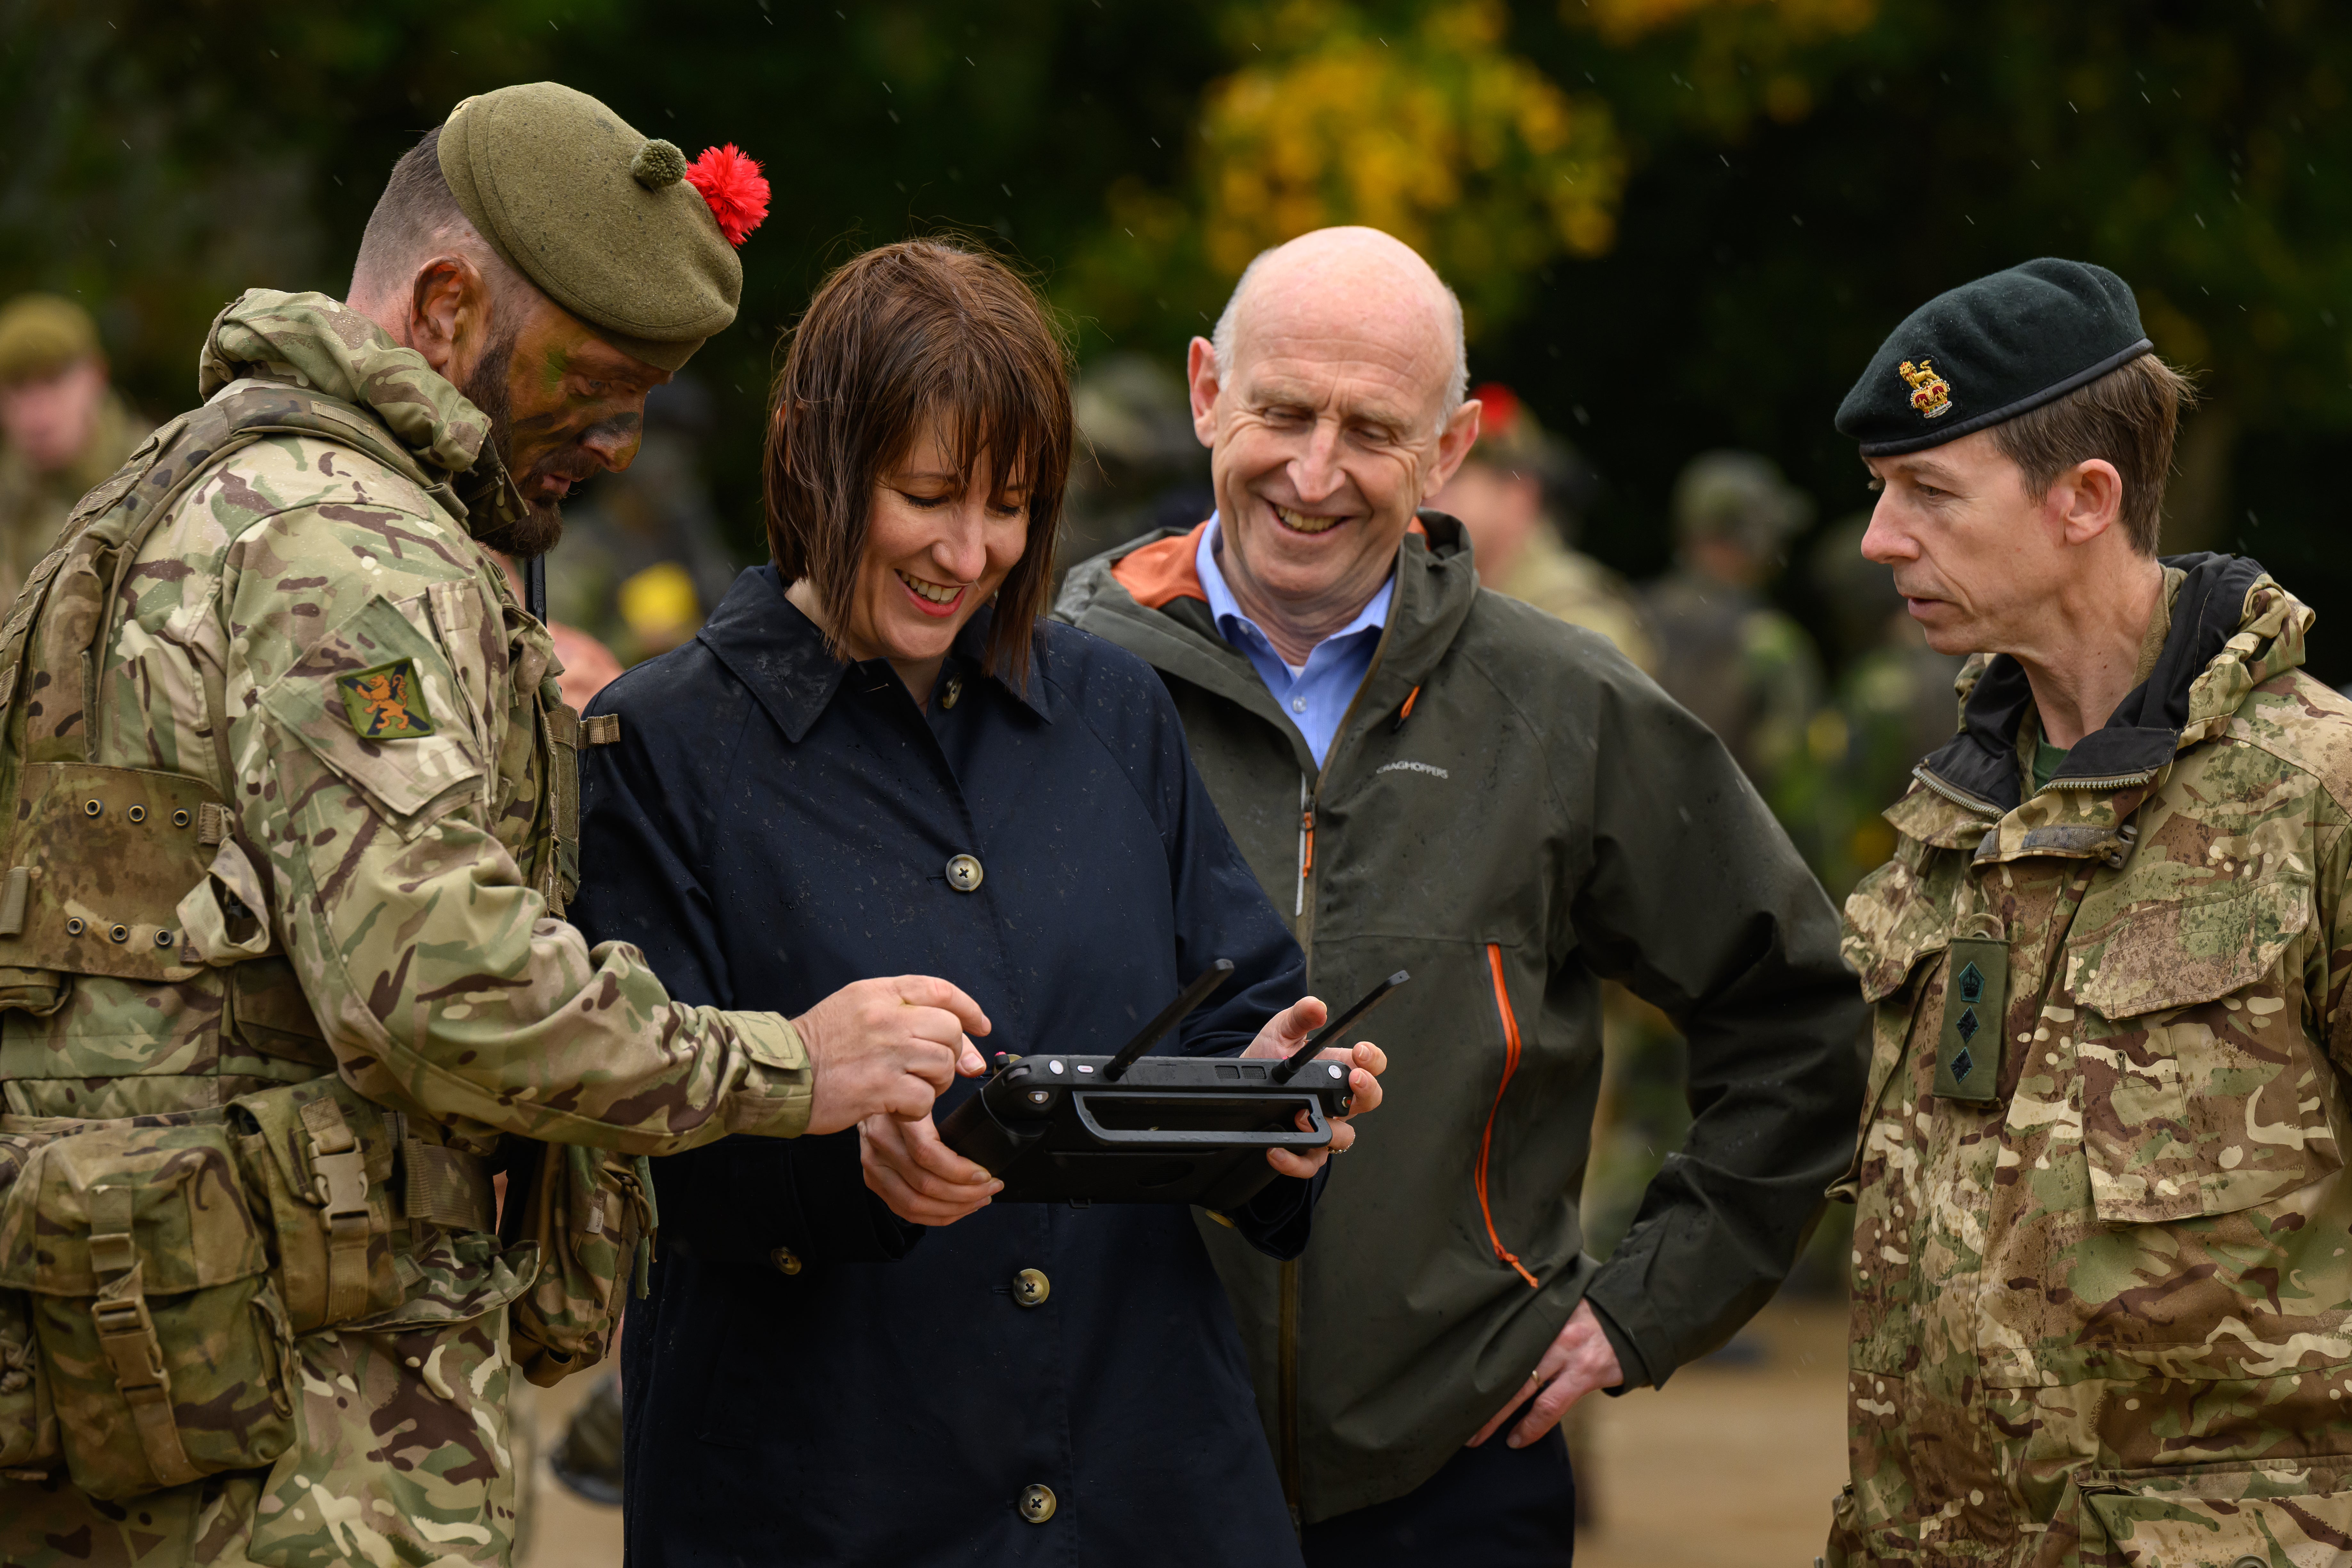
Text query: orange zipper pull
1391 684 1422 734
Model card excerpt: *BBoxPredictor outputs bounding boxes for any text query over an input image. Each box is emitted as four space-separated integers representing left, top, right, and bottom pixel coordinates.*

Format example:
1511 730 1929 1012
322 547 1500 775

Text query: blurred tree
0 0 1226 560
0 0 606 418
1496 0 2352 680
1067 0 1621 342
9 0 2352 680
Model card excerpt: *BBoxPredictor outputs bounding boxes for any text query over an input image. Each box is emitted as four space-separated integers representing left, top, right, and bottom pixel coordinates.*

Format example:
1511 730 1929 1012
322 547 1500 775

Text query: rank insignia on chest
336 658 437 740
1934 938 2008 1102
1898 358 1953 419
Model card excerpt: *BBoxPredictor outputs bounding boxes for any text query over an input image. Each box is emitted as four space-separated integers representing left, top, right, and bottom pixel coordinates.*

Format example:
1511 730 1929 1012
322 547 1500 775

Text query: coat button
770 1246 803 1276
940 675 963 709
1018 1483 1056 1524
945 853 984 893
2230 1559 2268 1568
1014 1268 1050 1307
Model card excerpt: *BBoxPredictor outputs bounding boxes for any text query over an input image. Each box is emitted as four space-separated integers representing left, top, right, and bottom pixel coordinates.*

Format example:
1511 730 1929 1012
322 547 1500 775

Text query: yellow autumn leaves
1196 0 1621 331
1068 0 1877 345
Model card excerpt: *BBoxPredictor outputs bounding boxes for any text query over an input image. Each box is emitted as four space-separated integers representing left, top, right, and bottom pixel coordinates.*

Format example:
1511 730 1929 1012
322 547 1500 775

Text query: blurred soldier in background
1806 515 1965 898
1055 352 1211 587
1644 450 1824 808
0 293 150 604
544 376 739 666
1427 382 1655 672
1589 452 1836 1415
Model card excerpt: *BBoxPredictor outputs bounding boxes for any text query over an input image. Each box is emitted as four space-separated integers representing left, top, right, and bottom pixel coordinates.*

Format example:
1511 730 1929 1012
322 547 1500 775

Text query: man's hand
796 975 990 1135
1466 1300 1624 1450
1241 996 1388 1179
861 1111 1001 1225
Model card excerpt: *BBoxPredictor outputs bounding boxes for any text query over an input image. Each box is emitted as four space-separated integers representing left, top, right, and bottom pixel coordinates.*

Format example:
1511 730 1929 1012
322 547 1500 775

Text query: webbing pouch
507 1142 655 1388
0 1126 58 1475
226 1078 403 1334
0 763 222 988
0 1111 294 1500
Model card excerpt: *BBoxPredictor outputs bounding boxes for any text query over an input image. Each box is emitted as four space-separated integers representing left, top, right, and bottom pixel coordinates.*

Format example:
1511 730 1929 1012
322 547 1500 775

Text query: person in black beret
1827 258 2352 1564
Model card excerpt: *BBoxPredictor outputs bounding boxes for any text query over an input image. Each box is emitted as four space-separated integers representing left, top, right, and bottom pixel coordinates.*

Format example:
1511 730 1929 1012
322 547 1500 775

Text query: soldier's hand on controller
861 1110 1001 1226
1242 996 1388 1178
795 975 991 1135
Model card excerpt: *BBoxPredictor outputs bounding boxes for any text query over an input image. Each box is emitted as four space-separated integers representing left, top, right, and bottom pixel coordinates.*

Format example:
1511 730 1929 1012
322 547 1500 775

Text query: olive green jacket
1057 515 1864 1521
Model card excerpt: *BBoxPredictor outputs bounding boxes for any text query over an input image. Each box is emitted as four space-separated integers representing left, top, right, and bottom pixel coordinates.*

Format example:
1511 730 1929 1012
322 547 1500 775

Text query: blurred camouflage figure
1054 352 1210 586
1806 515 1964 899
544 376 740 668
1831 259 2352 1563
1428 382 1655 672
0 294 151 606
0 84 979 1568
1644 450 1824 808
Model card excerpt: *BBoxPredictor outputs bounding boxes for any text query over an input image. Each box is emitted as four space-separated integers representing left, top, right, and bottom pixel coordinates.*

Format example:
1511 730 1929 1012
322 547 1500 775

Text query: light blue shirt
1196 516 1393 767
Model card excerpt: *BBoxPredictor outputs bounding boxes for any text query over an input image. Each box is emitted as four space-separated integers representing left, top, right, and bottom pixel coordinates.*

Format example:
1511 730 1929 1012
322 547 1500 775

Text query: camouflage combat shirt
0 389 150 608
1832 554 2352 1565
0 290 812 1568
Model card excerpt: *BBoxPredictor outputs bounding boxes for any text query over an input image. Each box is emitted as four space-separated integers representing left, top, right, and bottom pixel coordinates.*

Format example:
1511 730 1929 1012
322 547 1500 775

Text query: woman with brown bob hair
574 239 1385 1564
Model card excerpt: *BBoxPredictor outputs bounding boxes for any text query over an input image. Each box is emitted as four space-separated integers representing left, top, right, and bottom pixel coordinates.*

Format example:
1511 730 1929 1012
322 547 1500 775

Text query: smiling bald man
1057 227 1863 1564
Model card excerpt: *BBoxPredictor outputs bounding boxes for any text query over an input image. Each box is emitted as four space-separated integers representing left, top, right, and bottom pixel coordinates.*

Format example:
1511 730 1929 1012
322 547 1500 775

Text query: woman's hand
796 975 991 1135
860 1112 1002 1226
1241 996 1389 1179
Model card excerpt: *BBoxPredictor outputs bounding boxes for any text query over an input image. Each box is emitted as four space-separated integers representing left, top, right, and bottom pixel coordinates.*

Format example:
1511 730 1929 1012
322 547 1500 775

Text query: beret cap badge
1899 359 1953 420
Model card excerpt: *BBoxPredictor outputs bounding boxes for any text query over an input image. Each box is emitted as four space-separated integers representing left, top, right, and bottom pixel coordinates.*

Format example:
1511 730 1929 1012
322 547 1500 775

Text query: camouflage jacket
0 390 150 608
0 291 811 1568
1831 554 2352 1565
1492 524 1657 675
1644 566 1823 797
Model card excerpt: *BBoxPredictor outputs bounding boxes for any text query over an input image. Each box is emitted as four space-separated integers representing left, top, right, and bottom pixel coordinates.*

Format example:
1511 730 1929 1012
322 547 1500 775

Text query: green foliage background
6 0 2348 679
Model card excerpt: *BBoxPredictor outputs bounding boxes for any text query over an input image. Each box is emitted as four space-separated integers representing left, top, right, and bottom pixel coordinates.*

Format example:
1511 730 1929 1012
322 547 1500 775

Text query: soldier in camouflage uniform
1807 515 1967 901
1428 381 1656 675
0 294 152 607
0 83 983 1568
1830 258 2352 1564
1644 450 1825 817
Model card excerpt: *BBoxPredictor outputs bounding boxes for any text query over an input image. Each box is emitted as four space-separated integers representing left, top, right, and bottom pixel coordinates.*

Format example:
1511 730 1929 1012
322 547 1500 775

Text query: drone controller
938 963 1408 1208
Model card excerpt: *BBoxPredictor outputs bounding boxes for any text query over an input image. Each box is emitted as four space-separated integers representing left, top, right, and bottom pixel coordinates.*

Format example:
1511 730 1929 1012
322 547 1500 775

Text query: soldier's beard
460 333 566 560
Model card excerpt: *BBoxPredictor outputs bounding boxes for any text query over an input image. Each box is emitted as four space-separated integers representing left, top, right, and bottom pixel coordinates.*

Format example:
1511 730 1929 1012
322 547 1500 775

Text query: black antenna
1272 971 1409 1083
524 554 548 625
1103 959 1235 1081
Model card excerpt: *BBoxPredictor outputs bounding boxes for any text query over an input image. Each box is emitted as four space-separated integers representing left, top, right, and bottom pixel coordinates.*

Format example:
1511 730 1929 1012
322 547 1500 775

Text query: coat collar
1058 510 1481 778
1914 552 2270 816
696 565 1052 744
1893 552 2313 863
197 287 531 539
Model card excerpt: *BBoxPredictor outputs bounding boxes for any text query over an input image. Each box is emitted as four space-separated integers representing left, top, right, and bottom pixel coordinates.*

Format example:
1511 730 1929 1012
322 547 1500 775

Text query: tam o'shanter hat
1835 258 2153 457
437 82 770 373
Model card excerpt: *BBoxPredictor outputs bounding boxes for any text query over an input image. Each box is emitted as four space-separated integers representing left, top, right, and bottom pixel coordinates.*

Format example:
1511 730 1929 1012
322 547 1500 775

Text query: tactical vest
0 381 609 1501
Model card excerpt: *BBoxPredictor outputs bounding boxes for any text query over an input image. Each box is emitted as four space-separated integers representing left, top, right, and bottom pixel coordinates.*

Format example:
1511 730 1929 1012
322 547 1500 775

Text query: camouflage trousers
1826 1368 2352 1566
1 1313 520 1567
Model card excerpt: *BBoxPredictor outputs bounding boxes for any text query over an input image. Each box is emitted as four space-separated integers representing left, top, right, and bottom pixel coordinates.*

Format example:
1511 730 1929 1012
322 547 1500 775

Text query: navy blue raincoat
576 566 1314 1566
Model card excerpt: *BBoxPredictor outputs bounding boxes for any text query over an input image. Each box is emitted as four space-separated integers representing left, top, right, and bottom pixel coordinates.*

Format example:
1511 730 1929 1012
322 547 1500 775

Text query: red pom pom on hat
685 144 769 247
